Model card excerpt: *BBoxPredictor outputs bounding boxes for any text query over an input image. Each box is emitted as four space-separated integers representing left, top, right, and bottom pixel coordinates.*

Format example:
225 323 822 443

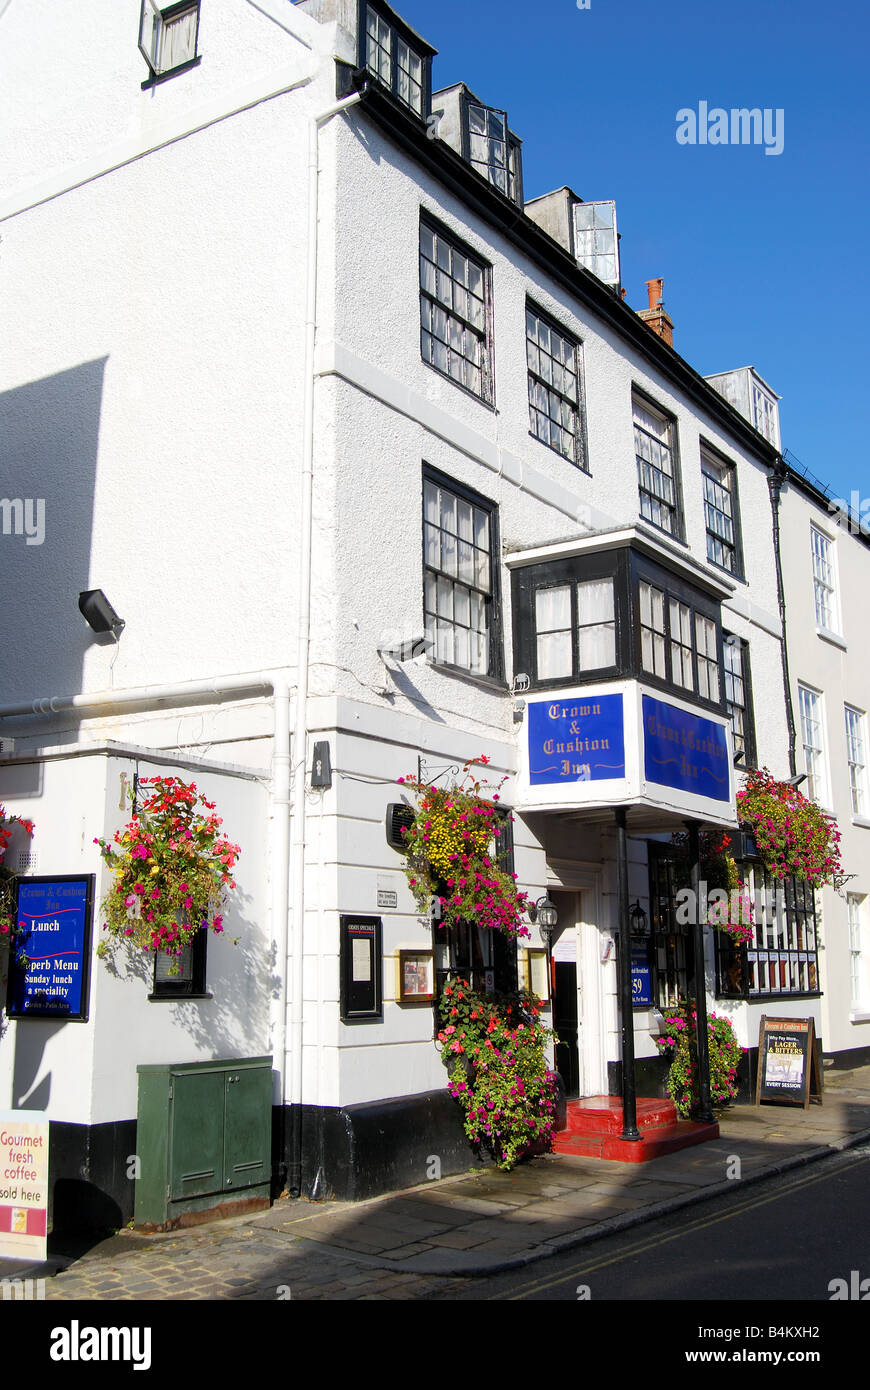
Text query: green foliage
655 1000 743 1118
437 977 559 1170
398 758 530 941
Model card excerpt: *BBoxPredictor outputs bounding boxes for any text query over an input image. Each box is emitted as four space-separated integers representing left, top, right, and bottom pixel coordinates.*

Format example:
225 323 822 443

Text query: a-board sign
7 875 94 1021
755 1015 823 1110
0 1110 49 1262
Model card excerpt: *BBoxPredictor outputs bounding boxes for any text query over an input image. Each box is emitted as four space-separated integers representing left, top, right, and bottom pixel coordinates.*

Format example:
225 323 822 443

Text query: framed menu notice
340 915 382 1022
755 1016 823 1110
397 950 435 1004
7 876 94 1021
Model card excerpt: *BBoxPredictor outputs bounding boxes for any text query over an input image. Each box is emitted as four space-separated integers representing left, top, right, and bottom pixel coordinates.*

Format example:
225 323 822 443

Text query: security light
78 590 125 641
377 636 432 663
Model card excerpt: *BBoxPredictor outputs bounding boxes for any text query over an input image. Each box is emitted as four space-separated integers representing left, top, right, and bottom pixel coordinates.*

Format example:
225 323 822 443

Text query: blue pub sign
8 876 94 1021
528 694 625 785
642 696 730 804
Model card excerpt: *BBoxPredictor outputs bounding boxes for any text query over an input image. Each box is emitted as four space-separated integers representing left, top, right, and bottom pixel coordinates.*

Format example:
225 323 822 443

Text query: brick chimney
637 277 674 347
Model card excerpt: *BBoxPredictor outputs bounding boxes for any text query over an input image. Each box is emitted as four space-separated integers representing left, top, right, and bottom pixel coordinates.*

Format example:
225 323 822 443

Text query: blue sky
395 0 868 503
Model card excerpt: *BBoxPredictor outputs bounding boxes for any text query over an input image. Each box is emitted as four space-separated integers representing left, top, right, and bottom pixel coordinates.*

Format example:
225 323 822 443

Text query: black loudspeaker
385 803 415 851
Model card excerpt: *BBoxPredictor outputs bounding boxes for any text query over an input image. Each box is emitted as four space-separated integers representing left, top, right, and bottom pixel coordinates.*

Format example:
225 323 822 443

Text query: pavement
7 1064 870 1301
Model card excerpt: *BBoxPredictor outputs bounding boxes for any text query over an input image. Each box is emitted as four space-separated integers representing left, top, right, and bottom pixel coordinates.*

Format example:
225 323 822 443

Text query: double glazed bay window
362 2 431 116
420 218 492 402
633 396 682 538
526 305 585 467
701 449 742 576
535 580 615 681
423 471 499 678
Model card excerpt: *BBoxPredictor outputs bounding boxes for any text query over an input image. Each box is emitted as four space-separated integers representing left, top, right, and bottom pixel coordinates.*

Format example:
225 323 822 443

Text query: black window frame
422 464 504 685
357 0 433 120
723 633 757 767
526 300 588 471
419 211 494 406
715 868 821 1001
632 388 685 542
139 0 202 89
631 553 725 715
700 442 745 579
459 91 523 205
149 928 209 1000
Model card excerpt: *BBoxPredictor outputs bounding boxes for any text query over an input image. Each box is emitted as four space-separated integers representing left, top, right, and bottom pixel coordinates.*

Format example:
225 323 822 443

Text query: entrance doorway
550 892 580 1099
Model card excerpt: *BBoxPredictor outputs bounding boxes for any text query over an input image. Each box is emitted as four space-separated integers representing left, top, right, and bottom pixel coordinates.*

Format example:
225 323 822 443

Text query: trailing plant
655 999 743 1118
437 977 559 1170
0 807 35 975
737 767 842 886
398 758 530 940
95 776 240 973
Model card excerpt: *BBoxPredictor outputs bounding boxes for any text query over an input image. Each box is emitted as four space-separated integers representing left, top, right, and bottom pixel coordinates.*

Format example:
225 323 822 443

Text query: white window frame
848 894 867 1009
845 705 869 818
810 523 840 636
798 683 829 806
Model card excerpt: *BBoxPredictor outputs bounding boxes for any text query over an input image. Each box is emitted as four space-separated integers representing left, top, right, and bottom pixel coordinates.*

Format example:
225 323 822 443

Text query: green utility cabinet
134 1056 273 1228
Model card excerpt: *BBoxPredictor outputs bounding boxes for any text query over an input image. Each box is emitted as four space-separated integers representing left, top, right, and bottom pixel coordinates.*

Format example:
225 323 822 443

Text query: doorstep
553 1095 719 1163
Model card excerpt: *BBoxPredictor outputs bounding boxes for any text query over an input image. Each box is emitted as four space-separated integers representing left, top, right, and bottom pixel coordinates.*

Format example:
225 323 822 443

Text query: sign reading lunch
0 1111 48 1262
8 876 94 1021
528 694 625 785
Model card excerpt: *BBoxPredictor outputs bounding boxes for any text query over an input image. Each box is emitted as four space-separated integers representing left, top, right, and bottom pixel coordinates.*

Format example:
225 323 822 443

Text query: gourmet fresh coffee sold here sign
0 1110 48 1261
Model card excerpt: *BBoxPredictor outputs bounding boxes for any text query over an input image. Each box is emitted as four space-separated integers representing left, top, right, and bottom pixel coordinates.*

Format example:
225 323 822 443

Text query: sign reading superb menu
642 696 730 803
8 876 94 1021
528 694 625 785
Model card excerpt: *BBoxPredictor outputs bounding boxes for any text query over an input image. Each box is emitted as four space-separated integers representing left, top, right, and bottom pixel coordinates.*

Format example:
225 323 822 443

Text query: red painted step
560 1095 678 1135
552 1096 719 1163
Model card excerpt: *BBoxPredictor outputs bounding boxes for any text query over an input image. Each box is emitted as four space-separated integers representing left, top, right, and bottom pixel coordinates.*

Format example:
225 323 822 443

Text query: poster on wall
6 875 94 1021
0 1110 49 1262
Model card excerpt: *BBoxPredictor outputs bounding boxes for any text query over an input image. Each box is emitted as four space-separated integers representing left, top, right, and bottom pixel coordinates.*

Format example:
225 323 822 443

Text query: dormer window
360 1 432 118
139 0 200 83
466 103 522 201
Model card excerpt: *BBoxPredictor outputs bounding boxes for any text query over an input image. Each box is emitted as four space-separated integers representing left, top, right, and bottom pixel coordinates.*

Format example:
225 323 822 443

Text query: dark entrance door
550 892 580 1099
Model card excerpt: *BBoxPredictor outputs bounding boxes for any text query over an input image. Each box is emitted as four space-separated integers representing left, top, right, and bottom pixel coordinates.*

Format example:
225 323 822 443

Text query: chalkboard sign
7 876 94 1021
755 1015 823 1110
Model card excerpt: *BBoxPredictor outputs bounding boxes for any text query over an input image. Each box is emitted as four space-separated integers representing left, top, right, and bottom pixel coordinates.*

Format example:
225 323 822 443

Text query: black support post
615 807 640 1141
687 819 715 1124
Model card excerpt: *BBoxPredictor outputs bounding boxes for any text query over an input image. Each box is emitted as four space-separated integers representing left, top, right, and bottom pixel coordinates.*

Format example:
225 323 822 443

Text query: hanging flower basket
397 758 530 940
95 776 241 975
0 806 35 975
737 767 842 886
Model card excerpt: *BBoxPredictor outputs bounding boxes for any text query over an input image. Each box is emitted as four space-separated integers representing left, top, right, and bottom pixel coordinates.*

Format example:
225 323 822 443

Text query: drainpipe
0 671 293 1115
286 84 365 1199
768 459 798 778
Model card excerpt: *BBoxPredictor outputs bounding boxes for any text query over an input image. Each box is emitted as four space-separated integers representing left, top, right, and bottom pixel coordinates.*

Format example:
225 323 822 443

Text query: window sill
849 1009 870 1024
148 991 213 1002
141 54 202 89
851 816 870 830
816 625 847 651
527 430 589 474
427 659 508 695
420 357 497 412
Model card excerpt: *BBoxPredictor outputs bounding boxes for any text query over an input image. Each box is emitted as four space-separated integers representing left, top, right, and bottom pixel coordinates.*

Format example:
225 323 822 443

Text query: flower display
398 758 530 940
95 777 240 973
437 978 559 1170
655 1000 743 1118
670 828 754 946
0 806 35 961
737 767 842 886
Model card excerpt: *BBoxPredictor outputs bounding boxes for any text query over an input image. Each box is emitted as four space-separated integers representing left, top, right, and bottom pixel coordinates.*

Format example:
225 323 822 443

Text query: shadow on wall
0 358 107 706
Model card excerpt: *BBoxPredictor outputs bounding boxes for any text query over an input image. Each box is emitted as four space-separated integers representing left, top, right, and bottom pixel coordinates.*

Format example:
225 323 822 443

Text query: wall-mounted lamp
528 894 559 938
78 589 125 641
630 900 649 937
377 636 432 663
786 773 808 789
311 741 332 789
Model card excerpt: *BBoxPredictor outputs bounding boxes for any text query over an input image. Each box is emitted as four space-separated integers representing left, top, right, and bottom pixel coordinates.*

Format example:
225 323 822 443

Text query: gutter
767 461 798 778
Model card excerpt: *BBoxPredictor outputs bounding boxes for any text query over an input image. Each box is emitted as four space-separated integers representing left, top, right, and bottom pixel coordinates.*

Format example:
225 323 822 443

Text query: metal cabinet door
222 1067 271 1191
168 1069 225 1201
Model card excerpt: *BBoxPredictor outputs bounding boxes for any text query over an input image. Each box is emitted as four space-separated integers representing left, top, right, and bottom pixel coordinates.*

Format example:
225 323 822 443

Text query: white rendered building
0 0 856 1225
